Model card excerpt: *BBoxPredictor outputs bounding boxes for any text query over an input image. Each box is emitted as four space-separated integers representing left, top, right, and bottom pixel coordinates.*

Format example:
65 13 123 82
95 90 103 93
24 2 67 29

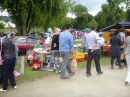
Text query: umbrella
100 21 130 31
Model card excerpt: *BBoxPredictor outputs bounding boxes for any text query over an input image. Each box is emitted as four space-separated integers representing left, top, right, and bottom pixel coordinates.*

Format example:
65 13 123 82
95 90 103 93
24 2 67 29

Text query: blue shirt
59 31 74 52
85 31 99 50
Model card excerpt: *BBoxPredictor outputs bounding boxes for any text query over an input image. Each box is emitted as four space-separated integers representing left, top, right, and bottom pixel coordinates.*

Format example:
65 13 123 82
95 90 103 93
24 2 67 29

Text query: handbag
0 38 3 65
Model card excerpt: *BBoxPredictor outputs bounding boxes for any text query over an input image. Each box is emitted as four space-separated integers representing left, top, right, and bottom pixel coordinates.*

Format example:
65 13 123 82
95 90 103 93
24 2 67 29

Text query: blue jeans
2 57 16 90
86 49 102 74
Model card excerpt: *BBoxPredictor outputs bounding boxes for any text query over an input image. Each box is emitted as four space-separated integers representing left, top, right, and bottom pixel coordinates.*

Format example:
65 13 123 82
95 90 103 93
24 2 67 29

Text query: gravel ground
0 65 130 97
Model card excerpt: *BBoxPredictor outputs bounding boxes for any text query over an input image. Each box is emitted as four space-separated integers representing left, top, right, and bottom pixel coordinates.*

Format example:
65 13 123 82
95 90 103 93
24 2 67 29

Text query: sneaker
60 76 69 79
125 81 129 86
56 70 61 74
48 69 54 72
13 86 17 89
97 71 103 75
119 66 123 69
86 73 91 77
58 70 61 73
69 73 75 76
111 67 114 69
0 88 7 92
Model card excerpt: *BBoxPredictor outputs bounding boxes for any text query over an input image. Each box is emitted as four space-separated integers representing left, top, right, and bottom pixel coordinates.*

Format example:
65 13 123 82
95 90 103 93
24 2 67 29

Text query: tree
0 0 69 35
95 0 126 30
0 23 4 29
71 4 91 30
125 0 130 21
88 18 98 28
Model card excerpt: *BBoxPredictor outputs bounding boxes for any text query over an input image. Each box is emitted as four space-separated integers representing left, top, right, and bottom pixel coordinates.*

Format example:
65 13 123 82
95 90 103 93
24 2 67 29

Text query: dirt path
1 65 130 97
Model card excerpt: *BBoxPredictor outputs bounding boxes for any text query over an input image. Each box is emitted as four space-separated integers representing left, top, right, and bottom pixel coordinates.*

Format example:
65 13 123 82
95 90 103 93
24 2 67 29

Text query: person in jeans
48 28 61 73
0 37 17 92
59 24 75 79
85 25 103 77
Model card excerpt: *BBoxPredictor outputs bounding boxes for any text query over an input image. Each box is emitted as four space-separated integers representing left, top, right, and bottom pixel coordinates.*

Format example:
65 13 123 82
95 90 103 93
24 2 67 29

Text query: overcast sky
72 0 107 16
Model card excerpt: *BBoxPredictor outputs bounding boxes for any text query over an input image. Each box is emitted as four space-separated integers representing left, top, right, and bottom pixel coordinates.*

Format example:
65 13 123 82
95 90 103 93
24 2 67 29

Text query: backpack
0 38 3 65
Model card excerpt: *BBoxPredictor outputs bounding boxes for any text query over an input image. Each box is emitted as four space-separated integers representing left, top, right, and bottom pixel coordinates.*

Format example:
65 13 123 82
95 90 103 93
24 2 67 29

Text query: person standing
48 28 61 73
59 24 75 79
109 30 123 69
124 36 130 85
0 37 17 92
85 25 103 77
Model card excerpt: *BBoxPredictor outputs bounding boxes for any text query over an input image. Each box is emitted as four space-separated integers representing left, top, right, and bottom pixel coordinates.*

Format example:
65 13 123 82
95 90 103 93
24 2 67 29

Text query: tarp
80 28 91 32
100 21 130 31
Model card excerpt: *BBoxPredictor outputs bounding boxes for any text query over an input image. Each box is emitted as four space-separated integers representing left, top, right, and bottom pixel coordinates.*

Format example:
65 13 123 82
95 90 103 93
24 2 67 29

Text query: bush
0 23 5 29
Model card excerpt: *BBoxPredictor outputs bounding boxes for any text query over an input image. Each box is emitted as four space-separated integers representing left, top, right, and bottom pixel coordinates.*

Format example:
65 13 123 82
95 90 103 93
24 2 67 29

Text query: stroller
41 54 52 71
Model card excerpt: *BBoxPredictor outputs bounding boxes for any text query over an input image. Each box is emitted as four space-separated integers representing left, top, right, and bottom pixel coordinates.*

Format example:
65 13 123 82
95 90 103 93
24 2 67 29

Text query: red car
12 36 48 54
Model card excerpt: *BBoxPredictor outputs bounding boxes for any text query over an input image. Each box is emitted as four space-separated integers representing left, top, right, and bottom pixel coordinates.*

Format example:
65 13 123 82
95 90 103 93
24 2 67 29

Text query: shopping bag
120 54 125 60
71 58 78 73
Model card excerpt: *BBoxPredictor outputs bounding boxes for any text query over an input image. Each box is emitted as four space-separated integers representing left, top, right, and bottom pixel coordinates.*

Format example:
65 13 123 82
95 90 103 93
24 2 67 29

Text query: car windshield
14 37 26 43
27 38 37 44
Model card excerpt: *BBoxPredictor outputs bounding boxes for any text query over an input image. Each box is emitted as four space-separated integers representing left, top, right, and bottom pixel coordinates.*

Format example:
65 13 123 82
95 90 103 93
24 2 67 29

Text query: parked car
12 36 49 54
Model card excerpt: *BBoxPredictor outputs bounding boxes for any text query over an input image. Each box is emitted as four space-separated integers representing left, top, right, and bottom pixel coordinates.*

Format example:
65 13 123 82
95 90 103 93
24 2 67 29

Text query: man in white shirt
85 25 103 77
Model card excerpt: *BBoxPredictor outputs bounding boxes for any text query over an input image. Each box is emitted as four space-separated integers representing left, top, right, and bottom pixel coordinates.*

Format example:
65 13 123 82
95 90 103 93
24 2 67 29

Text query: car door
27 37 37 50
13 37 27 53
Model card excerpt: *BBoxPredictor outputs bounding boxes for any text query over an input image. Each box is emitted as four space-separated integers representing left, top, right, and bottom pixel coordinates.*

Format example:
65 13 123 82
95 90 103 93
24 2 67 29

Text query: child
26 49 34 66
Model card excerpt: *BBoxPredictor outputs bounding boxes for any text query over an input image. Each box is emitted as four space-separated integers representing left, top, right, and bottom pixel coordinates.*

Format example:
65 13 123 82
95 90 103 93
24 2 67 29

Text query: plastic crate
76 58 84 62
103 51 109 56
75 53 84 59
84 53 88 60
104 46 110 51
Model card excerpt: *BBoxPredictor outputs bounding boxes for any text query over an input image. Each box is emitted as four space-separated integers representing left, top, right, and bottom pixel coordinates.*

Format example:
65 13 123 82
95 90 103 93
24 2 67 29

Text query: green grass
14 56 53 84
77 56 110 68
74 40 82 44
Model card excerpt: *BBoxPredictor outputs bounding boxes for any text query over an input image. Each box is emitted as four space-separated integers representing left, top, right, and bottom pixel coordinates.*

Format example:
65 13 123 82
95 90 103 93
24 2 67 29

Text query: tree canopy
0 0 69 35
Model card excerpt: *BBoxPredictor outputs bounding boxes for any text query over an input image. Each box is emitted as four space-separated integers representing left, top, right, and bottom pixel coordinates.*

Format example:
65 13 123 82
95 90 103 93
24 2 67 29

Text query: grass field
14 55 110 84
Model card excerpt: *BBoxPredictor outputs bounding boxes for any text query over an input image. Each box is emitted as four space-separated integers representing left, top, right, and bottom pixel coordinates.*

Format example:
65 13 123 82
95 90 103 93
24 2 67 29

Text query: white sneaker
48 69 53 72
13 86 17 89
0 88 7 92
